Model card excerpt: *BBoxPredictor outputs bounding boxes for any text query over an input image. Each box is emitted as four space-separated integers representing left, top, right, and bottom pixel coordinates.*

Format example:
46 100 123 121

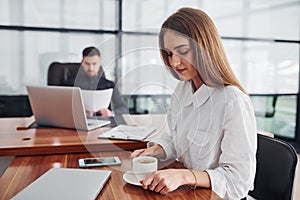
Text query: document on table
81 89 113 112
98 125 156 141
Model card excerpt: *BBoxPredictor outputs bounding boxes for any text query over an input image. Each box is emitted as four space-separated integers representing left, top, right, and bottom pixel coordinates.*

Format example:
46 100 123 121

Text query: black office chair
47 62 81 86
248 134 298 200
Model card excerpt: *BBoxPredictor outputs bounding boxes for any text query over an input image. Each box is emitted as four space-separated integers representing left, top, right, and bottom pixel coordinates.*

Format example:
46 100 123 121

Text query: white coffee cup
132 156 158 181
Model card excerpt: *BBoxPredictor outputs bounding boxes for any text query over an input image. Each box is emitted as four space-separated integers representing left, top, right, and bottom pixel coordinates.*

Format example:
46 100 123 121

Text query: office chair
47 62 81 86
248 134 298 200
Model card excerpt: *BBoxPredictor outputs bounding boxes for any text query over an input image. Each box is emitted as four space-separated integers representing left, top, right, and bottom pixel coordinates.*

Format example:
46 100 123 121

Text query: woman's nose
170 54 181 67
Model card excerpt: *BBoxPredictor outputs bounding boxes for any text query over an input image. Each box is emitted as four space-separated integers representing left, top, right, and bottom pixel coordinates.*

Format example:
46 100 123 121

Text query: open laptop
27 85 110 130
11 168 111 200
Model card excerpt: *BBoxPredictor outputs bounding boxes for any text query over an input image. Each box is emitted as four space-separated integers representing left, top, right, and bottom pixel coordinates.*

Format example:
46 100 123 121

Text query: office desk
0 151 222 200
0 117 147 156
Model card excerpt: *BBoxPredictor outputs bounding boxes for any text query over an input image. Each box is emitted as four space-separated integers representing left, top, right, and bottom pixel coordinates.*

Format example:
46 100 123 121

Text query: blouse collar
182 81 215 109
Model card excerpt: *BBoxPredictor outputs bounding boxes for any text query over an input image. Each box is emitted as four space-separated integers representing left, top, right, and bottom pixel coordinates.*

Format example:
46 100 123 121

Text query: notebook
98 125 156 141
27 85 111 130
11 168 111 200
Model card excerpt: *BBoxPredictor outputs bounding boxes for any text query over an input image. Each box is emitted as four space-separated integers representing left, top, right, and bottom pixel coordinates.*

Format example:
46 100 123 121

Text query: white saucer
123 171 142 186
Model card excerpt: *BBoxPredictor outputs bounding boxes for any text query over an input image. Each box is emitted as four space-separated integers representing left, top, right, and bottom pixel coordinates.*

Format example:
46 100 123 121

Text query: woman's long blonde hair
159 7 247 94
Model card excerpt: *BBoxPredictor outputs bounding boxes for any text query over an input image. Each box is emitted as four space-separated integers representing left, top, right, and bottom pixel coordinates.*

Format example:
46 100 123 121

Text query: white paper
81 89 113 112
98 125 156 141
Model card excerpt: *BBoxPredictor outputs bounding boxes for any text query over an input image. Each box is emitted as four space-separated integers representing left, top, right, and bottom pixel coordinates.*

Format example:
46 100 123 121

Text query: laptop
27 85 110 130
11 168 111 200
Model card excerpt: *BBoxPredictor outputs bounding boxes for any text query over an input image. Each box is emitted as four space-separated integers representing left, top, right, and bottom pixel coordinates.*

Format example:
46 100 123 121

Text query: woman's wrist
188 169 197 189
182 169 197 187
181 169 211 189
151 144 166 159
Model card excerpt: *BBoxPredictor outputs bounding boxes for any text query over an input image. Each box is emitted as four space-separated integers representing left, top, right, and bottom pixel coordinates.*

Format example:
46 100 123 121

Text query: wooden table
0 117 148 156
1 117 273 157
0 151 222 200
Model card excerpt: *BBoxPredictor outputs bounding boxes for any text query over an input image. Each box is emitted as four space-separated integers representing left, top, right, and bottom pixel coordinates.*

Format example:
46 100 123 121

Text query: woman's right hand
131 145 165 159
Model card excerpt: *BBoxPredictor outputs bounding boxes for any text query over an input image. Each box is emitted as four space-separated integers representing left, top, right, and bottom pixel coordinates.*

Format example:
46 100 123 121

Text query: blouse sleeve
147 134 177 161
205 94 257 199
147 97 177 161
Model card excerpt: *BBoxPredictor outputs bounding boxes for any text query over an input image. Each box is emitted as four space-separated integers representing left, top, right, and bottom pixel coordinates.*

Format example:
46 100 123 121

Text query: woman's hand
131 145 165 159
140 168 211 194
141 169 191 194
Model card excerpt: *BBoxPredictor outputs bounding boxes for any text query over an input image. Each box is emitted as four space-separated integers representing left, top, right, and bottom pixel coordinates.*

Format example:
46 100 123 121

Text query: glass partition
0 0 299 141
0 30 116 94
1 0 118 30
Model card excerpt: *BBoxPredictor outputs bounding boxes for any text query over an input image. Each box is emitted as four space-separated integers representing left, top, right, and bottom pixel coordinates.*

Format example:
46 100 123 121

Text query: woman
131 7 257 199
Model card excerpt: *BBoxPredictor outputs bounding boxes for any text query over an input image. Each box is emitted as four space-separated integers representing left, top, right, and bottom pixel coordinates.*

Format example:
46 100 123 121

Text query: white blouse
150 81 257 199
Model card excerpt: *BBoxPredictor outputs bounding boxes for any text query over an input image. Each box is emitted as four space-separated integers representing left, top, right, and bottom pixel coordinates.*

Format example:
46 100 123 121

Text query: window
0 0 299 143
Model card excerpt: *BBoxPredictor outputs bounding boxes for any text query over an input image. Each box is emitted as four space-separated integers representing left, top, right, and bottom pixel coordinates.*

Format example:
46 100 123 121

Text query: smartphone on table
78 157 121 168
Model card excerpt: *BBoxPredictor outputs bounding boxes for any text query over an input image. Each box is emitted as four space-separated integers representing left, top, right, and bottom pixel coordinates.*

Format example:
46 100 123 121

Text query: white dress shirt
150 81 257 199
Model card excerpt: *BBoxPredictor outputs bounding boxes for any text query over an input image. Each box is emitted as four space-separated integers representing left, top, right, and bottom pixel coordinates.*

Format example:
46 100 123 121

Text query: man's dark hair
82 46 101 57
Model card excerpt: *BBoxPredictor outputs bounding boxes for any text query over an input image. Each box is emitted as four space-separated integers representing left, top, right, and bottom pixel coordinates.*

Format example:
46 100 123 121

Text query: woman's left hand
140 169 189 194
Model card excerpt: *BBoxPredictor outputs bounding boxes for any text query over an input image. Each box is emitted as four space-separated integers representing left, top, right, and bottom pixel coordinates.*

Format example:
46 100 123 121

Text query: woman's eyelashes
177 48 189 55
165 50 173 57
165 48 190 57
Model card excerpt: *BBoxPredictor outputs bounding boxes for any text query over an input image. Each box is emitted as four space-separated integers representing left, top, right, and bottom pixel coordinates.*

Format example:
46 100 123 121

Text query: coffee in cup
132 156 158 181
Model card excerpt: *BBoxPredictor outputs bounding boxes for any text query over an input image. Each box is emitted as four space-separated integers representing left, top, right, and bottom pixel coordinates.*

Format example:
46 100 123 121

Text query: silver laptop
27 85 110 130
11 168 111 200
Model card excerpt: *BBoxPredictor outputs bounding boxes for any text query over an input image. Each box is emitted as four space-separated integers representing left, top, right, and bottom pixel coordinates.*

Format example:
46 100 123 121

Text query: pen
16 121 35 130
111 134 131 140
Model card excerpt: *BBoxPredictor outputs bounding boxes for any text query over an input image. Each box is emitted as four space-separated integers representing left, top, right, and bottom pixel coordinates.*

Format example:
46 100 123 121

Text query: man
63 46 128 117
